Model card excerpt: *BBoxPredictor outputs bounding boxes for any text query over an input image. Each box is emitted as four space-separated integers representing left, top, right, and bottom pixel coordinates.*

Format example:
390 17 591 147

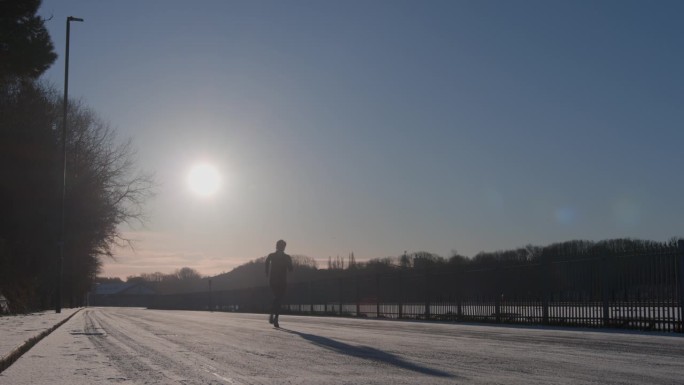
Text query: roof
94 283 156 295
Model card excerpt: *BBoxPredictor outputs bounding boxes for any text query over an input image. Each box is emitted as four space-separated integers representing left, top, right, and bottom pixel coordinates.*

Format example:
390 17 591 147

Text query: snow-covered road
2 307 683 384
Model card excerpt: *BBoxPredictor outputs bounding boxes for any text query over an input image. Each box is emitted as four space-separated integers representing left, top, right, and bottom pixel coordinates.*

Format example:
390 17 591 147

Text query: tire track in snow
84 309 243 384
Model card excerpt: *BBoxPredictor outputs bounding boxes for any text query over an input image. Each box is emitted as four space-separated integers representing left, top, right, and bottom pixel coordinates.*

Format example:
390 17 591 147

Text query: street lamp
208 279 213 312
57 16 84 314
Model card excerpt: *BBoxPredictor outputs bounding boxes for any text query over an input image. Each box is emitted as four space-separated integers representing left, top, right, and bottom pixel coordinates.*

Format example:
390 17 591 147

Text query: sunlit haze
38 0 684 279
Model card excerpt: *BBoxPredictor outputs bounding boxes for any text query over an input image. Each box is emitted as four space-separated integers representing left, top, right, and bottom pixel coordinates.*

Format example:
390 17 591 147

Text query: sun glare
187 163 221 197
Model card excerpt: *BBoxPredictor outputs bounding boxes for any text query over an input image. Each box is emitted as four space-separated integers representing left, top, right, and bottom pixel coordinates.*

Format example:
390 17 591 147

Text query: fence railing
149 241 684 332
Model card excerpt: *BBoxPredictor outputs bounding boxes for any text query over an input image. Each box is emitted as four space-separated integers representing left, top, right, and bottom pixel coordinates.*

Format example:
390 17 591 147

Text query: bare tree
0 80 154 310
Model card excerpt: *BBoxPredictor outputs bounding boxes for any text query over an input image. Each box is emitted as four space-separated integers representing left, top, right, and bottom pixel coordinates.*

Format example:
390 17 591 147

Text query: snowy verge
0 308 81 373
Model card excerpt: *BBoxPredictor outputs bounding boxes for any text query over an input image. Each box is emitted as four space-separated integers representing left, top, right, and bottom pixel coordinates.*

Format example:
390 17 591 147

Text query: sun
187 163 221 197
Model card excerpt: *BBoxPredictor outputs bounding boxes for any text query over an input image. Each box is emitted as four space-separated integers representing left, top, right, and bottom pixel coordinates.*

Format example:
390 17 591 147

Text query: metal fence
149 241 684 332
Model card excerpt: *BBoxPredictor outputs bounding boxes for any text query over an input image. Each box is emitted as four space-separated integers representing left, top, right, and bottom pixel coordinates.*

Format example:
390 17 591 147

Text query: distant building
0 292 9 313
89 282 156 307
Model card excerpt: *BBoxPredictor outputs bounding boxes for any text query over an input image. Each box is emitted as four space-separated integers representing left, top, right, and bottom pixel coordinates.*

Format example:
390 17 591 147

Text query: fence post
338 277 343 316
376 272 380 318
355 274 360 317
601 256 610 327
456 270 463 321
308 281 314 315
398 268 403 319
542 261 550 325
494 267 501 324
424 268 431 319
678 240 684 333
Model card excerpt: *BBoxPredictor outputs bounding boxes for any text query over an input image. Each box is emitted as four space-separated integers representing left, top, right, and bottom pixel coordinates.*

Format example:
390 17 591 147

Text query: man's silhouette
265 239 293 328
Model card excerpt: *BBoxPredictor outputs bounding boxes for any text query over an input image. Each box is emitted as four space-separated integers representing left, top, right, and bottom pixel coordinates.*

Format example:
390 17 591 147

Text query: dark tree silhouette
0 81 153 311
0 0 57 80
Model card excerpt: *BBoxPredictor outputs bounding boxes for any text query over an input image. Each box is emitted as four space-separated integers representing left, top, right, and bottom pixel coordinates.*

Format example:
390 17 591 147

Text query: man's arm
287 255 293 272
265 255 271 277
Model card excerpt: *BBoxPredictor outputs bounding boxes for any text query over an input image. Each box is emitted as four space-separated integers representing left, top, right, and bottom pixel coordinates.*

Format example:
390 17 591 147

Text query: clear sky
38 0 684 279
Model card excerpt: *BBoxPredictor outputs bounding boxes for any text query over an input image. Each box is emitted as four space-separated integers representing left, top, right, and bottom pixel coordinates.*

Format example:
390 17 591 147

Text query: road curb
0 308 82 374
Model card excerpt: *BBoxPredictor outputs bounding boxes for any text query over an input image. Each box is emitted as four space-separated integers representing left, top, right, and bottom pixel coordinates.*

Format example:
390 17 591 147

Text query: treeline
123 237 681 295
98 268 205 295
0 1 153 312
117 256 320 294
317 237 681 276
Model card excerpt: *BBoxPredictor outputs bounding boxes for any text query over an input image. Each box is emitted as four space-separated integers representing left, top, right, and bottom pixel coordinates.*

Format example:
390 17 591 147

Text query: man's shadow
278 327 454 378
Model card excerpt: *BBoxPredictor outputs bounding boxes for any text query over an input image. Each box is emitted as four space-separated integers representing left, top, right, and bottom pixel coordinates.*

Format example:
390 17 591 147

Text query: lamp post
209 279 213 312
57 16 84 314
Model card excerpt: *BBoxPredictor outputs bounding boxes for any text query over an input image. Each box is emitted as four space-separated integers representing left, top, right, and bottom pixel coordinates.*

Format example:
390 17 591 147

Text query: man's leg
269 284 278 324
275 293 283 326
273 295 281 327
274 295 281 315
273 283 286 328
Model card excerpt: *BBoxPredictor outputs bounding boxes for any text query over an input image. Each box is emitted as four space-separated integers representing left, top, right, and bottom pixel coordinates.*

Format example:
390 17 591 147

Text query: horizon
103 235 678 281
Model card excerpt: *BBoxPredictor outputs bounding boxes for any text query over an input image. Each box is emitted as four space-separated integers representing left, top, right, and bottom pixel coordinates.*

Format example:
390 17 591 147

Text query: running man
265 239 293 328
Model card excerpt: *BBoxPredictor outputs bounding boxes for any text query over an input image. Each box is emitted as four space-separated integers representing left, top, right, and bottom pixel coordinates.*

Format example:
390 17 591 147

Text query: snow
2 307 684 384
0 308 80 365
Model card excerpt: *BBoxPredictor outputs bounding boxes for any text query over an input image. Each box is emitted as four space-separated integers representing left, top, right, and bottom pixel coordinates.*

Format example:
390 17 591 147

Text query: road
1 307 683 384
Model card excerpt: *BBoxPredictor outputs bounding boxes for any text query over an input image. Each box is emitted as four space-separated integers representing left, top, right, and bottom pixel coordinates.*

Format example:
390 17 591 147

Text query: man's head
276 239 286 252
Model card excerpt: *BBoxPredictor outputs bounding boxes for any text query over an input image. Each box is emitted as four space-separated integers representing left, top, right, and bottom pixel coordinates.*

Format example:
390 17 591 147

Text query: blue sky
38 0 684 278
